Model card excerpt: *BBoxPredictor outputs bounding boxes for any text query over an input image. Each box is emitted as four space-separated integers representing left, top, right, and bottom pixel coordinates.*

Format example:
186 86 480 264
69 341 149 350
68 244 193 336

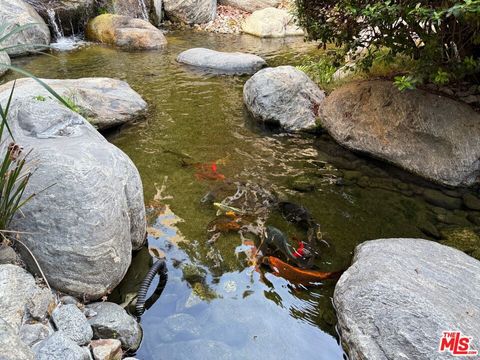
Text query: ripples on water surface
6 31 479 360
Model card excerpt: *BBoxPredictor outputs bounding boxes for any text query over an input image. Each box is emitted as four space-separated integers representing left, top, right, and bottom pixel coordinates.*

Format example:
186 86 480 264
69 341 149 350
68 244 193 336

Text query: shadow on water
7 30 480 360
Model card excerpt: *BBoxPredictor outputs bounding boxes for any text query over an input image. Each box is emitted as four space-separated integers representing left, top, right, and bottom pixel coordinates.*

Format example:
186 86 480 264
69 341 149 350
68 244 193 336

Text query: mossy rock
181 264 207 284
192 282 218 301
440 228 480 260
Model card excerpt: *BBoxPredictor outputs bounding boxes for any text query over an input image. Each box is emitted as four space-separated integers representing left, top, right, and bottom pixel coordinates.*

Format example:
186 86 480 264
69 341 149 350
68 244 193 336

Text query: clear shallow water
5 30 480 360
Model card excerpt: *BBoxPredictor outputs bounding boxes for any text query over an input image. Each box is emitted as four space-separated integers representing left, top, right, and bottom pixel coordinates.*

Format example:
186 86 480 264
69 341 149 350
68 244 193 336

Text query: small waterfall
47 8 64 40
138 0 149 20
46 7 85 51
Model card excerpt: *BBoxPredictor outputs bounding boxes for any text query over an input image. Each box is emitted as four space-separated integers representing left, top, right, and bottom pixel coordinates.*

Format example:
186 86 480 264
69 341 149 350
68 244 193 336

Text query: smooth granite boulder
0 93 146 299
241 7 303 37
177 48 266 75
244 66 325 131
334 238 480 360
86 14 167 50
0 77 147 130
321 80 480 187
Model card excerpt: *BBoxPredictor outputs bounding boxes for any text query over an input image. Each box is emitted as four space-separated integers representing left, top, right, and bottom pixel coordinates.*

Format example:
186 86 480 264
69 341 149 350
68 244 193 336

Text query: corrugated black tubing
135 259 168 317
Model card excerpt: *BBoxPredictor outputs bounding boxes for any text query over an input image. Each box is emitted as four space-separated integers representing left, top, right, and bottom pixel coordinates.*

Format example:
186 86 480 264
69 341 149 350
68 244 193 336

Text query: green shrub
295 0 480 85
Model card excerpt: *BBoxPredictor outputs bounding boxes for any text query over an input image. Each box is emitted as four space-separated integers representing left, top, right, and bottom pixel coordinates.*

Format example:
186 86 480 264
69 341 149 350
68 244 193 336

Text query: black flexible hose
135 259 168 318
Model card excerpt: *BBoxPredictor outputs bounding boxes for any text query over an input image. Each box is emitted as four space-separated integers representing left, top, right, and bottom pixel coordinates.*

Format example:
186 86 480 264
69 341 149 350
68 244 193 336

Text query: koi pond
6 30 480 360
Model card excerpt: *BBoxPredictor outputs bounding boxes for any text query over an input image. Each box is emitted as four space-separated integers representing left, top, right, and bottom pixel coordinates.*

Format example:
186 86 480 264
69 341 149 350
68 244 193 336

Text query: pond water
5 30 480 360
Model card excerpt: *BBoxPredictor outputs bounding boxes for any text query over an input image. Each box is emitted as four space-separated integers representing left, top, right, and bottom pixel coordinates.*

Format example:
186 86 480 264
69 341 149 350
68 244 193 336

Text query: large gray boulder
0 264 53 332
24 0 96 37
0 77 147 130
321 80 480 187
334 238 480 360
241 7 303 37
243 66 325 131
87 302 142 351
0 92 146 299
219 0 280 12
0 51 10 78
164 0 216 24
0 317 34 360
177 48 266 75
0 0 50 57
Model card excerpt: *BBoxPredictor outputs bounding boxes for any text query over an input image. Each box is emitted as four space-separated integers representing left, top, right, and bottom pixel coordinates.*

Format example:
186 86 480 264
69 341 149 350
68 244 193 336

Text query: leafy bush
296 56 338 90
295 0 480 85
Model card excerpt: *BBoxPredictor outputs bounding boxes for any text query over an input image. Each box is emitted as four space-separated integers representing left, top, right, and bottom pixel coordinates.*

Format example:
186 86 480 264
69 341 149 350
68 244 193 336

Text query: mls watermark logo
439 331 478 356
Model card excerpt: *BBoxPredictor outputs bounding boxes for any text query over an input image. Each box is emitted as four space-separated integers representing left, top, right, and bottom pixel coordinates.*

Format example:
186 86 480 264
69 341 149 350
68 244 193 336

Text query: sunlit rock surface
164 0 216 24
87 14 167 50
244 65 325 131
241 7 304 37
0 0 50 56
1 93 146 299
177 48 266 75
335 238 480 360
321 80 480 187
0 77 147 130
219 0 280 13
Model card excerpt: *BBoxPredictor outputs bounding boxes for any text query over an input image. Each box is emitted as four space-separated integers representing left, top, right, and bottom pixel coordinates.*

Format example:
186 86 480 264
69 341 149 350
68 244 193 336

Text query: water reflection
8 30 480 360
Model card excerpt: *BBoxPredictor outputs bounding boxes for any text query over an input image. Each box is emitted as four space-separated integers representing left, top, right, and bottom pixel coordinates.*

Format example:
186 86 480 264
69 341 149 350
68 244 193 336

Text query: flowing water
4 31 480 360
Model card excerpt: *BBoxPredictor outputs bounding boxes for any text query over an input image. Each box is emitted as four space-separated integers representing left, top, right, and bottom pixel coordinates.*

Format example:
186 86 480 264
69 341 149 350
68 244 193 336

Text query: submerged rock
219 0 280 12
243 66 325 131
0 77 147 130
177 48 266 75
87 302 142 351
1 95 146 299
164 0 216 24
0 0 50 56
52 304 93 346
321 81 480 187
0 317 34 360
440 228 480 260
34 332 91 360
334 238 480 359
241 8 303 38
86 14 167 50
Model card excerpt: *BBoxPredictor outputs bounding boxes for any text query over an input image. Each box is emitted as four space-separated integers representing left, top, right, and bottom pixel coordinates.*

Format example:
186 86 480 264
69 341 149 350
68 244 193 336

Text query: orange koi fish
263 256 342 286
194 162 226 181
